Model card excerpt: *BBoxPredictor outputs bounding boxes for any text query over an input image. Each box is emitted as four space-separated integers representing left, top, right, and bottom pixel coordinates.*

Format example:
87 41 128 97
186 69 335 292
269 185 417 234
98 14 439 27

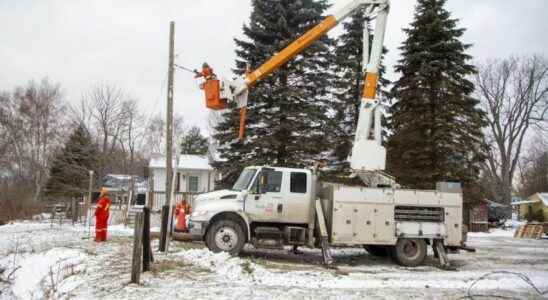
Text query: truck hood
193 189 244 213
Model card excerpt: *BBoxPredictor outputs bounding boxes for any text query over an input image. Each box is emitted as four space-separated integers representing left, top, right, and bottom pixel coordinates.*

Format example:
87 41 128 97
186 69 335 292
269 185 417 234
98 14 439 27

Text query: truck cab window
232 168 257 191
263 170 282 193
290 172 307 193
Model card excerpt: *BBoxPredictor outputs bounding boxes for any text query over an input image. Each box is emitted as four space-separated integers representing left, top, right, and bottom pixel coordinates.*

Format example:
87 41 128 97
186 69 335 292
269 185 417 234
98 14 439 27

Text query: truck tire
364 245 390 257
393 238 427 267
205 219 245 255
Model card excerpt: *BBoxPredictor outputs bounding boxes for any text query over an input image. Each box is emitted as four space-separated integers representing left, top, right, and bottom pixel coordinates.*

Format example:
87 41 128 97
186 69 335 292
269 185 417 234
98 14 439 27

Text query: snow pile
468 228 515 238
10 248 86 300
176 249 262 281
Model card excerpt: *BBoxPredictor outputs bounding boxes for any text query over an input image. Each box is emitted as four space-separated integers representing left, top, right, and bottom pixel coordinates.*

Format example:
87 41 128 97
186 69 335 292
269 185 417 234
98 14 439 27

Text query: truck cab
188 166 315 254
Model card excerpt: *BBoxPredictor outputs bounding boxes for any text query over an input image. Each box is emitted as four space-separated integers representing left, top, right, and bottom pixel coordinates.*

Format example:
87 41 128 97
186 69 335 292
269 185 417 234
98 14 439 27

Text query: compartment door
373 204 396 243
353 204 375 243
331 203 355 244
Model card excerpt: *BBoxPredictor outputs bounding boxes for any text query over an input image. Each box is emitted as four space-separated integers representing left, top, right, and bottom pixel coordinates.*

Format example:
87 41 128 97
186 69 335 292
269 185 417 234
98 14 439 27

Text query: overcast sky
1 0 547 135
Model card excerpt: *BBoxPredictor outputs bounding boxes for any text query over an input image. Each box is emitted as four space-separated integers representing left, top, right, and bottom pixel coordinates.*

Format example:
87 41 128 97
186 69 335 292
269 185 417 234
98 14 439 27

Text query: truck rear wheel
393 238 427 267
364 245 390 257
205 219 245 255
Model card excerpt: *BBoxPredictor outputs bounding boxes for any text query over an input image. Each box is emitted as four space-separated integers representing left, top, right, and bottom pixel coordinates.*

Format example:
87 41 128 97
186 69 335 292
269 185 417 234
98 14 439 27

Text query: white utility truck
188 0 465 268
189 167 462 267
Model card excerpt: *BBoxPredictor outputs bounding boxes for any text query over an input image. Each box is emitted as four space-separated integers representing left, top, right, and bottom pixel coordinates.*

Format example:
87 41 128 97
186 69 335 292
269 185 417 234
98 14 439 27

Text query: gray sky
1 0 547 134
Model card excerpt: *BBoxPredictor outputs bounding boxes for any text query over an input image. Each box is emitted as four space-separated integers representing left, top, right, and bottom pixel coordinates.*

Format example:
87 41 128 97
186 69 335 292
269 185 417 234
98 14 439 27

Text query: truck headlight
191 211 207 218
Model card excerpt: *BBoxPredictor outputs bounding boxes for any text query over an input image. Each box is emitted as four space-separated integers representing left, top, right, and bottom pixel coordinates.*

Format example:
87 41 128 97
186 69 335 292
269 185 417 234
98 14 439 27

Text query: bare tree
517 132 548 197
0 79 66 201
475 56 548 204
141 113 184 158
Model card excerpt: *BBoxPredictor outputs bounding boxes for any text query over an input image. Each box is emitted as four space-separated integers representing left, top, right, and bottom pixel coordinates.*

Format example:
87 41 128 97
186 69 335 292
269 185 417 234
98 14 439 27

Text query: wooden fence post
142 207 153 271
148 176 155 210
131 211 144 284
159 205 169 252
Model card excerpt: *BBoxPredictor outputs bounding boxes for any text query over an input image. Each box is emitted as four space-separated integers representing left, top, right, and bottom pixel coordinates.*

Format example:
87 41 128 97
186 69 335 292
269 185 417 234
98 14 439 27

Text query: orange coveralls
95 196 111 242
194 67 215 80
174 201 191 232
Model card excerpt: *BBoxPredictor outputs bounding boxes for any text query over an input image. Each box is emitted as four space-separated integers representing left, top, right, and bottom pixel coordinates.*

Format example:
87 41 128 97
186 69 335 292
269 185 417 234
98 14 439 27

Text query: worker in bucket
174 198 191 232
94 187 112 242
194 62 216 80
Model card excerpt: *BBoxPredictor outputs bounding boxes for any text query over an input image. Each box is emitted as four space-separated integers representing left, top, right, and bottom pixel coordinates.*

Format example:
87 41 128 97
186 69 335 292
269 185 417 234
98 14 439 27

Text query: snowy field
1 221 547 300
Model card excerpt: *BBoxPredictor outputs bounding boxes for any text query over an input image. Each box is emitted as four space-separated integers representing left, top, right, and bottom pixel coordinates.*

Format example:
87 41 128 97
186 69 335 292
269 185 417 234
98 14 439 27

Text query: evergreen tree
328 8 390 177
386 0 486 192
214 0 334 187
180 126 208 155
45 124 98 197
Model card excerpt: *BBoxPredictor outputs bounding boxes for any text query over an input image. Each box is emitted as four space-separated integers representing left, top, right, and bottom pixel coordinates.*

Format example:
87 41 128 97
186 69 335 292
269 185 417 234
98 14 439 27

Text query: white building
149 154 216 194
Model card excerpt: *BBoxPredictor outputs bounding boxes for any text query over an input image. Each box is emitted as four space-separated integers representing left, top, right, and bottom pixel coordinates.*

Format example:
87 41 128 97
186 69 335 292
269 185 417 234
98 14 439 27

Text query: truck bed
319 183 463 247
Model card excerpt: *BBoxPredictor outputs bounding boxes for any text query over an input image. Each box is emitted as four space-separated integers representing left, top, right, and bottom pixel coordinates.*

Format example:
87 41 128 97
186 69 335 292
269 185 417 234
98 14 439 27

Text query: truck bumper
188 220 208 241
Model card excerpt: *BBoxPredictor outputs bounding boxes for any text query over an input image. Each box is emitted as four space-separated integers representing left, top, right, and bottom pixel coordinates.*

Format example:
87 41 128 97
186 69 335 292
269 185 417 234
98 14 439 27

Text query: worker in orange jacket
194 63 216 80
174 199 191 232
95 187 112 242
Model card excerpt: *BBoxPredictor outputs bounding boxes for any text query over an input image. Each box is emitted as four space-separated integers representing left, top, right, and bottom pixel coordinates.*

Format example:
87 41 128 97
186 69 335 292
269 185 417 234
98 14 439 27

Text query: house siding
151 168 215 193
517 194 548 221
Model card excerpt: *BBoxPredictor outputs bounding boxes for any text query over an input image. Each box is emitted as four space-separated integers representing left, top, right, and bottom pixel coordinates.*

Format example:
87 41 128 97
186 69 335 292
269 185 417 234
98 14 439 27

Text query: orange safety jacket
195 67 215 79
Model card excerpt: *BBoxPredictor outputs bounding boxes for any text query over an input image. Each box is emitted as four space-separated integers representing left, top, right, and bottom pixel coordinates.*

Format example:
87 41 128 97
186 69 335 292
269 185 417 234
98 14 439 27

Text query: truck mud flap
315 199 333 266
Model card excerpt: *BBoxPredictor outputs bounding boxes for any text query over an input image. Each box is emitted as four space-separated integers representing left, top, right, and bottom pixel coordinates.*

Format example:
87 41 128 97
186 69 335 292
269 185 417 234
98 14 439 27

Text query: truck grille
395 206 444 222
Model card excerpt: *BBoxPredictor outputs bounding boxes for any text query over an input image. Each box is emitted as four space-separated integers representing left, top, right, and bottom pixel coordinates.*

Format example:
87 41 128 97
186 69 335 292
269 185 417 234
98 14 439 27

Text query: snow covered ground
1 221 547 299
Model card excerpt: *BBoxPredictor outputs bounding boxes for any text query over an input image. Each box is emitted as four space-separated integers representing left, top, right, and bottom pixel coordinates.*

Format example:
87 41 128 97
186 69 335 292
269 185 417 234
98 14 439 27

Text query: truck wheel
393 238 427 267
364 245 390 257
205 219 245 255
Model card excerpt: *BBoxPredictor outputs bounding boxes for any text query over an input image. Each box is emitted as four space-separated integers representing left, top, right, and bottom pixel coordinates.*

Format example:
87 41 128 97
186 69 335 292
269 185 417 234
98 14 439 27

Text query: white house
149 154 216 194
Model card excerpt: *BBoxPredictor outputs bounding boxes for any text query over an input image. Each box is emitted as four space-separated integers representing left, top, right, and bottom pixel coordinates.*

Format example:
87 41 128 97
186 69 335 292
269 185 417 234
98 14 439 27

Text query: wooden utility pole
160 21 175 252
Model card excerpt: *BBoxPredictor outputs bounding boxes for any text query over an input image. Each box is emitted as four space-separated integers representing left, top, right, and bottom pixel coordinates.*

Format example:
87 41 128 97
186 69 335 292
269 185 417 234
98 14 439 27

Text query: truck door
276 171 311 224
245 169 283 222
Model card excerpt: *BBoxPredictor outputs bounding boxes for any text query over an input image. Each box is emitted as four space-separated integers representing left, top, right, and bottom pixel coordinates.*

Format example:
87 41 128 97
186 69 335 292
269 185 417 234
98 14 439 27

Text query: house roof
511 200 539 206
538 193 548 206
511 193 548 206
149 154 213 171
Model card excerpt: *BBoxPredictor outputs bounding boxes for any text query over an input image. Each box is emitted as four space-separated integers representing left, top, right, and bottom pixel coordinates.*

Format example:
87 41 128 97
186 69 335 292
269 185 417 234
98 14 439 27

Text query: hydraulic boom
197 0 390 172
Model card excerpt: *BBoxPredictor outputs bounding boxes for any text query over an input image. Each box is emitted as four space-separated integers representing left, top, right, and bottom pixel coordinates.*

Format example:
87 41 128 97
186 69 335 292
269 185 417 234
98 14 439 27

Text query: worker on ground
174 199 191 232
94 187 112 242
194 63 216 80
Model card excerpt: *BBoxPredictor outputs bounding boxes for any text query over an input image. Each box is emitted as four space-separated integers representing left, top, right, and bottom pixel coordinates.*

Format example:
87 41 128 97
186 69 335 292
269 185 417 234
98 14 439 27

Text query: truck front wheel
205 219 245 255
393 238 427 267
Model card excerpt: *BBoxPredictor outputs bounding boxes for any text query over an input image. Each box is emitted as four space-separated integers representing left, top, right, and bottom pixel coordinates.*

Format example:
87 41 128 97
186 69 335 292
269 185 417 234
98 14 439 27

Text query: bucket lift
197 0 390 172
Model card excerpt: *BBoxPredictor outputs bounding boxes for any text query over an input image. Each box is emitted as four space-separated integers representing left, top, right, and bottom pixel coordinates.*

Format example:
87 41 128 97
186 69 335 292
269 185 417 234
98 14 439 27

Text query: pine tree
45 124 99 197
327 8 390 177
214 0 334 187
180 126 208 155
387 0 487 192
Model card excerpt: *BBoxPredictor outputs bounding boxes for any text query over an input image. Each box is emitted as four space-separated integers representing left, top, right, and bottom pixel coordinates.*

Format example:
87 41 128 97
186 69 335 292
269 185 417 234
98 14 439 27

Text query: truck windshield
232 169 257 191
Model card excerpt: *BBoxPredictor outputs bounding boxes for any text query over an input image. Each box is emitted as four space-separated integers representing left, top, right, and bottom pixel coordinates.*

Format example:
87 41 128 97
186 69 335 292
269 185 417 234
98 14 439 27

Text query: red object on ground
95 195 111 242
174 201 191 232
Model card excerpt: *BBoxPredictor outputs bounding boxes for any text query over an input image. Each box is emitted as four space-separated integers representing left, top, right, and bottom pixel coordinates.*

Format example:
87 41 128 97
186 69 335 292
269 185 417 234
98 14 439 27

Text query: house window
188 176 199 193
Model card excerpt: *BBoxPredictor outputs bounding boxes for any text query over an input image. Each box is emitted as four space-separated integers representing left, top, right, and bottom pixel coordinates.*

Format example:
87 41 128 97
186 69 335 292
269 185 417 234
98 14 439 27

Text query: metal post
85 170 94 225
